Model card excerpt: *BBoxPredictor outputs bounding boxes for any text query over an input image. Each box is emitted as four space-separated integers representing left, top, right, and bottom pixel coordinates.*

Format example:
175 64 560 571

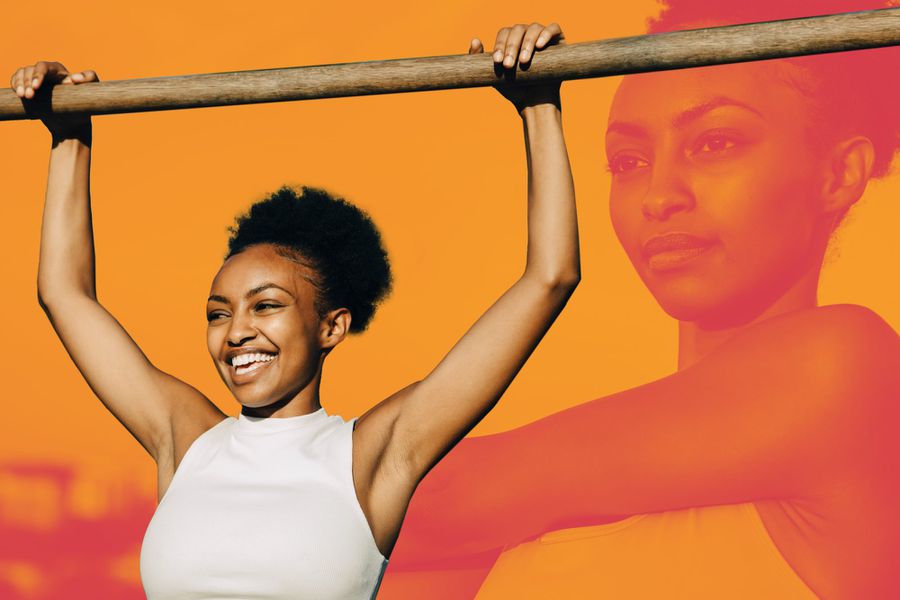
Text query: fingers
71 69 100 83
535 23 565 49
22 66 38 98
518 23 545 67
10 68 25 98
493 27 511 65
501 24 527 69
490 23 566 71
469 37 484 55
9 61 98 99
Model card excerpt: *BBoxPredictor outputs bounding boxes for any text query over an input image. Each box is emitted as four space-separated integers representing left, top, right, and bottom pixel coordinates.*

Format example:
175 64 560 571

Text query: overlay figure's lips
641 232 716 258
641 232 717 271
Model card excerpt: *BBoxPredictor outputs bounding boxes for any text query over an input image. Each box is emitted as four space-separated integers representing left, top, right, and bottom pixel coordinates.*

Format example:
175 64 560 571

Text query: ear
819 135 875 218
319 308 352 351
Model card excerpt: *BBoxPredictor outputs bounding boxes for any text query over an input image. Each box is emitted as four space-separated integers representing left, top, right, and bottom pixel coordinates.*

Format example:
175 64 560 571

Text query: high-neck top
140 407 388 599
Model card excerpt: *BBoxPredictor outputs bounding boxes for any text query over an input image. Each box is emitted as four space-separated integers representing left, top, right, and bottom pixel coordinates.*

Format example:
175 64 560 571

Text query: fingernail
520 50 529 60
16 86 24 96
493 51 503 62
32 78 39 88
504 55 514 67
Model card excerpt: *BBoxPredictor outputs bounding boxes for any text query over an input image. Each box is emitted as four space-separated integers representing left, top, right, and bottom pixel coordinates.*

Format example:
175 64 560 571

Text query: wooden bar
2 7 899 121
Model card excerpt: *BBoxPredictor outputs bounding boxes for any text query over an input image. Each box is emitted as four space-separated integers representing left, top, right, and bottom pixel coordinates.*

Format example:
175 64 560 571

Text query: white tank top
140 407 388 599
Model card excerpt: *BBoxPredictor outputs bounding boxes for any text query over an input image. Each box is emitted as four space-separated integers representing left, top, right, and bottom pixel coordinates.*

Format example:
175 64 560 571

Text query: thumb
469 38 484 55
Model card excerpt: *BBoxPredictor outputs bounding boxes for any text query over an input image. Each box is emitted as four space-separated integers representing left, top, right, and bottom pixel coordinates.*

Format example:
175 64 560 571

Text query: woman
385 5 900 599
13 23 578 599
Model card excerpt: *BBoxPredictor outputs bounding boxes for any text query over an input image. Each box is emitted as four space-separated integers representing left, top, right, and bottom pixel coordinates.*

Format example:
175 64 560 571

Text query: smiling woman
205 187 392 414
18 21 580 600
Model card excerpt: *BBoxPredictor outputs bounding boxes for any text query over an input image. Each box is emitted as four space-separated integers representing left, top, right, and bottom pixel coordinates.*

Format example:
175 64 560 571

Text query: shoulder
739 304 898 378
757 305 899 449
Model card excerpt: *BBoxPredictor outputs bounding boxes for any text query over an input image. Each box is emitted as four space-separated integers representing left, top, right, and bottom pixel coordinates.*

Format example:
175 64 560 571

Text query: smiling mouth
228 353 278 381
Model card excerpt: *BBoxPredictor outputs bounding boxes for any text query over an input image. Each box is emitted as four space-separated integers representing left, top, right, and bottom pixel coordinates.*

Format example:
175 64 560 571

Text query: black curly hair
225 185 392 334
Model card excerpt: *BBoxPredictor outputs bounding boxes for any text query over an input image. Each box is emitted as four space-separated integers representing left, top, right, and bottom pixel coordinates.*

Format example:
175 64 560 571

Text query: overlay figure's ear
819 135 875 221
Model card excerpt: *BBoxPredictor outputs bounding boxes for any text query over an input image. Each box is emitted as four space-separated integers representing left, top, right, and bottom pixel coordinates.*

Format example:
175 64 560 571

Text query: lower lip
230 357 277 384
646 245 714 270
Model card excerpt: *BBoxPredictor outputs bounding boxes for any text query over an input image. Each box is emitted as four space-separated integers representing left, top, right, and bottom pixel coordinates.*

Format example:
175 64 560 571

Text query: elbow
37 286 53 317
526 268 581 298
37 285 93 317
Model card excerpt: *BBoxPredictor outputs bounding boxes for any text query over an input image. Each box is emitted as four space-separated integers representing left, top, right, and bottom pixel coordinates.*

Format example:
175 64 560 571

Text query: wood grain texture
2 7 899 121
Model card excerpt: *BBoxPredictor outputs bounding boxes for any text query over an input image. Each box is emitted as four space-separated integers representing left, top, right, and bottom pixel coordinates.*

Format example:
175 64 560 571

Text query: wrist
518 100 561 119
51 124 93 148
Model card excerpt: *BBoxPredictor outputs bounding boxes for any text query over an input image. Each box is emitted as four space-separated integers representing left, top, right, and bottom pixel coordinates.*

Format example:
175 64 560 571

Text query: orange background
1 1 897 597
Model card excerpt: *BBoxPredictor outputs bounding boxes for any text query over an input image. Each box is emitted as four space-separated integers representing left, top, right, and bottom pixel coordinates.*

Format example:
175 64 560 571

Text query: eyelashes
607 155 650 175
690 132 739 156
606 132 744 176
206 303 283 322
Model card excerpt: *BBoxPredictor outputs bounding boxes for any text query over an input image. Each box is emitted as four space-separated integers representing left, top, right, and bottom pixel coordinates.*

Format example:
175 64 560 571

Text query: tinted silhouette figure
385 2 900 598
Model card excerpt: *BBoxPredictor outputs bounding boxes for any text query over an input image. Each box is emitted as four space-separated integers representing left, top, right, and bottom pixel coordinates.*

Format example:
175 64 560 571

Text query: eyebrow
207 282 293 304
605 96 764 139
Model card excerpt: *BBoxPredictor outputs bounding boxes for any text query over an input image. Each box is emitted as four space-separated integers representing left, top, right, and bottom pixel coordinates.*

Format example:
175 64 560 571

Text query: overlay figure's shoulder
728 304 898 386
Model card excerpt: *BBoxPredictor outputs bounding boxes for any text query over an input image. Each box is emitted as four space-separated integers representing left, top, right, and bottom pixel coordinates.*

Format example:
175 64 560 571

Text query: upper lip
641 232 715 258
225 347 278 366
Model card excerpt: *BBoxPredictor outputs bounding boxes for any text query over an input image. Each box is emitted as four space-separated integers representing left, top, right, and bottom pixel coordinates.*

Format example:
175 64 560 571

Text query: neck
677 267 821 371
240 355 326 418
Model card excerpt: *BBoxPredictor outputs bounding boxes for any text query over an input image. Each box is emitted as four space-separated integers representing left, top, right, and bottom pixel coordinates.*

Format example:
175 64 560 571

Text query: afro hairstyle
225 185 392 334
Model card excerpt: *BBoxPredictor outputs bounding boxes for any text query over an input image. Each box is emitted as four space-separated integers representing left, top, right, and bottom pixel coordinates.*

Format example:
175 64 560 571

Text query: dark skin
21 22 580 560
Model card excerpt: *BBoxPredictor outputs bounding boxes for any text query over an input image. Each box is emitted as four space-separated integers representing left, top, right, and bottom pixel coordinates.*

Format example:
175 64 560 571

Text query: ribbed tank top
475 503 818 599
140 407 388 600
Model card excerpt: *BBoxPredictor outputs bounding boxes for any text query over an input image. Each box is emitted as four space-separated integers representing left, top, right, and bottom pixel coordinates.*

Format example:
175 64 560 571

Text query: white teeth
230 352 276 367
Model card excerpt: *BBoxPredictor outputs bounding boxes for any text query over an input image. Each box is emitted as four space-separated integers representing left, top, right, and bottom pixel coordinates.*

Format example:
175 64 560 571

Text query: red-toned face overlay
606 61 837 327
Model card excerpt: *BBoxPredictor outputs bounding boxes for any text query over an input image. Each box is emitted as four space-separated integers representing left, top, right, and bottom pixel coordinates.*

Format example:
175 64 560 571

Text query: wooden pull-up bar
2 7 899 121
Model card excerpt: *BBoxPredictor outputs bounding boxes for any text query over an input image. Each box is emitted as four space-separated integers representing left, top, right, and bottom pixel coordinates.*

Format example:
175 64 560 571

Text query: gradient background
1 1 897 597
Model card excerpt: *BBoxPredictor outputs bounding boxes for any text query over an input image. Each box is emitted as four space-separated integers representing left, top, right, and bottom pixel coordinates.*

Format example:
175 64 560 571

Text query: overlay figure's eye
607 154 649 175
692 133 738 156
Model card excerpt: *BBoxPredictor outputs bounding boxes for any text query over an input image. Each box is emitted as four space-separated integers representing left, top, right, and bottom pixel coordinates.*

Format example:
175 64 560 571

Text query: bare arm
390 304 900 563
21 61 223 463
353 24 579 553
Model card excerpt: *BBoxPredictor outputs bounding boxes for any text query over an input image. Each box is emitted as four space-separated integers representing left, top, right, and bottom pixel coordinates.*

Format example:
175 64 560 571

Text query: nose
641 153 694 221
226 311 257 347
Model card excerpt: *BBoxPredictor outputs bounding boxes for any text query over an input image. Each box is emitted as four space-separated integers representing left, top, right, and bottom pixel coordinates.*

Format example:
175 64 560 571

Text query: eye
692 132 738 156
206 311 227 322
607 154 650 175
255 302 281 311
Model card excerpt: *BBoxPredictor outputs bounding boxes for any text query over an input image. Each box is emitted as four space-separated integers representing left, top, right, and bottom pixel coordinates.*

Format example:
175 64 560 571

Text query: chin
653 284 780 329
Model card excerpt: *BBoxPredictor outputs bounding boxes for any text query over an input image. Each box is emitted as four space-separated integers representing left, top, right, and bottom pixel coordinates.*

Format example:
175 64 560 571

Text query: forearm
37 134 97 305
520 103 579 289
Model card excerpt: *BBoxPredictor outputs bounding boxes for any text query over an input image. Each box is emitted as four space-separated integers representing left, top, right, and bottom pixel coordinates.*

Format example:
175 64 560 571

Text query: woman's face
206 244 325 409
605 61 835 326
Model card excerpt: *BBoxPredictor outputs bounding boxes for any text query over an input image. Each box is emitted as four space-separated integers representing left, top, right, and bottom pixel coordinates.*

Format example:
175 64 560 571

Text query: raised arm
20 61 223 467
353 24 579 554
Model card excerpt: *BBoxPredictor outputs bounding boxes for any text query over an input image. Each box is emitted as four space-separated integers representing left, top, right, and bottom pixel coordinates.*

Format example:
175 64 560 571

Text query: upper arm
522 305 898 518
402 305 900 554
40 294 225 462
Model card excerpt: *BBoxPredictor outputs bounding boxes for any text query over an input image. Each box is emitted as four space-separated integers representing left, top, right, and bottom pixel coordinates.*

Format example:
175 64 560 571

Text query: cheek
699 147 821 271
207 327 222 360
